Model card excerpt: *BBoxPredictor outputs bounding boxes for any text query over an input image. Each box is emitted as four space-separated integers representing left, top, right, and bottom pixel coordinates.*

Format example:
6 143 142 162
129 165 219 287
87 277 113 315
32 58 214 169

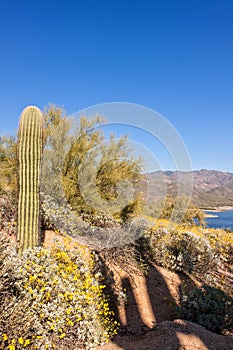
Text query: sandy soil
98 320 233 350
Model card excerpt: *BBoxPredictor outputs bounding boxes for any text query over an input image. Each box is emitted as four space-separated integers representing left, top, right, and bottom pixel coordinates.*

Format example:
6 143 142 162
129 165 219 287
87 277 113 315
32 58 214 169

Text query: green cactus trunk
17 106 44 254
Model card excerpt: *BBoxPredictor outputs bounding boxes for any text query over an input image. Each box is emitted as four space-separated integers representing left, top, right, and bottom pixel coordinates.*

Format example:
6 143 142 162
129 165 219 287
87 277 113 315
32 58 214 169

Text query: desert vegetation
0 105 232 349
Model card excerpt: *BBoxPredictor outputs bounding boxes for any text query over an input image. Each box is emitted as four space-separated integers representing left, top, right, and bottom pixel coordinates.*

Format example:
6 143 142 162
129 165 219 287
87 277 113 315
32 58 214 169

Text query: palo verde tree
62 117 143 219
41 105 143 219
0 135 17 195
41 104 73 203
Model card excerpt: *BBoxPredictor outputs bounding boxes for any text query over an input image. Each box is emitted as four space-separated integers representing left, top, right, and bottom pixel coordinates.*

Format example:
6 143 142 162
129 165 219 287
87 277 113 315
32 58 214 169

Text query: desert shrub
148 228 217 274
41 193 88 235
0 235 118 350
42 197 150 251
0 135 17 194
87 216 150 249
227 245 233 265
0 193 17 235
100 240 143 276
177 285 233 333
205 228 233 264
151 196 205 226
41 194 122 240
149 219 233 265
80 212 120 228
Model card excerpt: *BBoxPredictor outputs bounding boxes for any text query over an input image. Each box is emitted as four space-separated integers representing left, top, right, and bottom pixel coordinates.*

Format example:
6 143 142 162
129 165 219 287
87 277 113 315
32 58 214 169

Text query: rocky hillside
144 169 233 208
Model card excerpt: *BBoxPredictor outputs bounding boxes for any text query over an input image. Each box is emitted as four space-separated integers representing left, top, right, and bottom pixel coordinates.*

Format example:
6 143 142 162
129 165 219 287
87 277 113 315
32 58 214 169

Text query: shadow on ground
99 260 233 350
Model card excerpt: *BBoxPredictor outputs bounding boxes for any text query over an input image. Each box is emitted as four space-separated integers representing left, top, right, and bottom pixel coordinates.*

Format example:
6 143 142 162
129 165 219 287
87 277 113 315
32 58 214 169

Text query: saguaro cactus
17 106 44 253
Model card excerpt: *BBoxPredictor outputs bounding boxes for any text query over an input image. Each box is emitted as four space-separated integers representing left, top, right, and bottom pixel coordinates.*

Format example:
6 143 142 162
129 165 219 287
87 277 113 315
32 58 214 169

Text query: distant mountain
143 169 233 208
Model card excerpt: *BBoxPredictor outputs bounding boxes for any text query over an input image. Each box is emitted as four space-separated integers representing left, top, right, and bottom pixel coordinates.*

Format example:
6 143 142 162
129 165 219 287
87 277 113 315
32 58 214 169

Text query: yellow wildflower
18 337 24 344
24 339 31 346
8 345 15 350
3 334 8 341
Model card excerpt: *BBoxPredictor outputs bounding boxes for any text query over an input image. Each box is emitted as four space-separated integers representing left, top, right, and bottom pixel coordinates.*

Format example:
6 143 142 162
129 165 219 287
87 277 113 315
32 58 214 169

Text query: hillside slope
145 169 233 208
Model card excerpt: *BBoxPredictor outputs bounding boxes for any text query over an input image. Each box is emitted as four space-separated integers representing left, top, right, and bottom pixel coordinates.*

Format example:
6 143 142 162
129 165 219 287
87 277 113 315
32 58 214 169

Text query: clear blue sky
0 0 233 172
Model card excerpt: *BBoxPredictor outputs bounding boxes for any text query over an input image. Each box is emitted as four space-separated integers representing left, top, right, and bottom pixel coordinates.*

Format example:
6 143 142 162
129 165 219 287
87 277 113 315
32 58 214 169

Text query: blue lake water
205 210 233 230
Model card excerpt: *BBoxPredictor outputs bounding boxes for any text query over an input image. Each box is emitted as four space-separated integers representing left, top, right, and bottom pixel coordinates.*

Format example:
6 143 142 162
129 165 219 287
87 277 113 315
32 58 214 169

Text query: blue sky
0 0 233 172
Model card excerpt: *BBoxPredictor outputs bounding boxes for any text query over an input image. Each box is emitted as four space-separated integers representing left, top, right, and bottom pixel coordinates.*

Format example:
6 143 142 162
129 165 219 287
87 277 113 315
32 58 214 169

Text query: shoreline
204 213 218 218
203 206 233 213
203 206 233 218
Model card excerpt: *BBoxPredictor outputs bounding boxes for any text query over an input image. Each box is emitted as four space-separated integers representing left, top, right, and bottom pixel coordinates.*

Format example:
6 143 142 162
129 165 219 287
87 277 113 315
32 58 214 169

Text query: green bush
177 285 233 333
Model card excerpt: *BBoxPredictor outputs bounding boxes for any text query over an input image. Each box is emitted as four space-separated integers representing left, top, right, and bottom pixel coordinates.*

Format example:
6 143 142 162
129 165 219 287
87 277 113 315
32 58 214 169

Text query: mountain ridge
144 169 233 208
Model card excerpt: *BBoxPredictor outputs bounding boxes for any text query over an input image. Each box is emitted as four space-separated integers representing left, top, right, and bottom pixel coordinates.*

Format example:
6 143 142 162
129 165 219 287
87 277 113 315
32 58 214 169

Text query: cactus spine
17 106 44 254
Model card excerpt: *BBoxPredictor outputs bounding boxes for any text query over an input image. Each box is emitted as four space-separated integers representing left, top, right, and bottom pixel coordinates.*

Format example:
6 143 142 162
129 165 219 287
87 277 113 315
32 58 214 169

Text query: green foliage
41 105 143 221
151 196 205 226
17 106 44 254
0 135 17 194
62 114 105 212
0 234 118 349
41 105 73 203
119 194 143 222
178 285 233 333
63 124 142 218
